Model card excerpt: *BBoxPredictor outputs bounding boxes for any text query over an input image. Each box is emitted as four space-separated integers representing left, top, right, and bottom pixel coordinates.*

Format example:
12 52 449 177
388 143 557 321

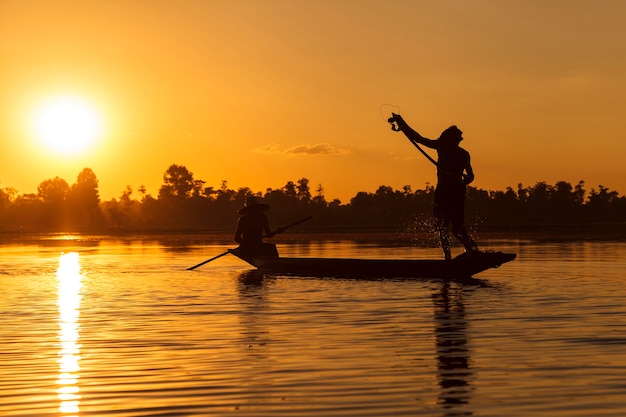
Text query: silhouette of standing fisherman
389 114 478 260
234 196 282 260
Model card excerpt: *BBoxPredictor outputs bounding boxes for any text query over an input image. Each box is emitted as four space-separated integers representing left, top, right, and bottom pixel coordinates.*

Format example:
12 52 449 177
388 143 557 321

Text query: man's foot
454 250 483 260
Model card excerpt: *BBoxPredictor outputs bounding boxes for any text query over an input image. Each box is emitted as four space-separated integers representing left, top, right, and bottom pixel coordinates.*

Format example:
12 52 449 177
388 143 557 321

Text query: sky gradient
2 0 625 203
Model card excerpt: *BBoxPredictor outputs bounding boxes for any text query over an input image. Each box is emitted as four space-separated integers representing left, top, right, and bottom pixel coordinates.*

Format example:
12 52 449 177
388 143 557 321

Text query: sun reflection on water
56 252 82 417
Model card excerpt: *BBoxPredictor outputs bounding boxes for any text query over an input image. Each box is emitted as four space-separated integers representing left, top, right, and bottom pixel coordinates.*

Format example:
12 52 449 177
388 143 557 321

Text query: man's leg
435 217 452 260
452 223 478 253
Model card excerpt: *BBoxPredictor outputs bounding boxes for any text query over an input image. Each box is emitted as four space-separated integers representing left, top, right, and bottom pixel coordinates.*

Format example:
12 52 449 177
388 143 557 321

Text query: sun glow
33 95 103 156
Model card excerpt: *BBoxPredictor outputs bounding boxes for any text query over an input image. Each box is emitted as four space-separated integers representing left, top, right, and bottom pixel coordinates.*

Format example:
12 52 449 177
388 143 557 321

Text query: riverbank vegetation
1 165 624 237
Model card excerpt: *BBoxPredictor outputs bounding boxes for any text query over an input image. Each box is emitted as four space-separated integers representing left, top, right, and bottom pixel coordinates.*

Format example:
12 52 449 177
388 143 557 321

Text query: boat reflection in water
236 269 479 414
56 252 82 417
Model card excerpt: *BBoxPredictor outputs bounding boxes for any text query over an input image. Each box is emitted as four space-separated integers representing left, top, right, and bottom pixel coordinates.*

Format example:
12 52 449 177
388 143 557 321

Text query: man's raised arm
389 114 438 149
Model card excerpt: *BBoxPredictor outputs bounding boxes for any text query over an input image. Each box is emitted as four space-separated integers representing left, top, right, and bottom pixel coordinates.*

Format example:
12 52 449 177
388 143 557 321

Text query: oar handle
276 215 313 234
404 137 456 177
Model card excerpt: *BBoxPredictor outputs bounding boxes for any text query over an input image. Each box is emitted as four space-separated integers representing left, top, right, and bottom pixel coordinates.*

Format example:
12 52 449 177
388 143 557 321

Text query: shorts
433 183 466 227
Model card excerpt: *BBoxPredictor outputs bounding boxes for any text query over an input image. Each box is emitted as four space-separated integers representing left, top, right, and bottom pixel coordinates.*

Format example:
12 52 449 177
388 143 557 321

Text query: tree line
0 164 624 235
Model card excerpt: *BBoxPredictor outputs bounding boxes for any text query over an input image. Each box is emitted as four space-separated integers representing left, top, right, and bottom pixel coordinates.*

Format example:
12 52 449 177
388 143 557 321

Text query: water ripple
1 239 626 416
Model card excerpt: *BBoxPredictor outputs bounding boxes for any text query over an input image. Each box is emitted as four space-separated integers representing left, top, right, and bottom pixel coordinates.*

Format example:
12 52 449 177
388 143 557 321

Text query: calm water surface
1 236 625 416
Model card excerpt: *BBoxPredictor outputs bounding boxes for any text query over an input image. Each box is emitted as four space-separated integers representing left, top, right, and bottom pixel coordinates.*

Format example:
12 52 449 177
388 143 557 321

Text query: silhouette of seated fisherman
233 196 283 260
389 113 479 260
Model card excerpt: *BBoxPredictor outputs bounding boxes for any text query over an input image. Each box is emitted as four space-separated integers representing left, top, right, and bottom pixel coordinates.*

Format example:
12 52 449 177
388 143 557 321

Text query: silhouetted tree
158 164 195 200
192 179 206 197
1 168 626 234
37 177 69 229
296 178 312 203
10 193 39 231
587 185 620 222
283 181 297 200
0 187 17 228
0 187 16 207
312 183 327 208
67 168 103 230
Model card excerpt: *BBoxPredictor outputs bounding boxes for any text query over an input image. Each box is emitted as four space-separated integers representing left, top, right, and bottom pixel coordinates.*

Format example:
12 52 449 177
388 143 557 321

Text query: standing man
389 113 478 260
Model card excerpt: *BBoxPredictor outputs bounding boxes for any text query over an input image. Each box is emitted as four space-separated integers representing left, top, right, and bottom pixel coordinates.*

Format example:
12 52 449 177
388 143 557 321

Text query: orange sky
2 0 625 203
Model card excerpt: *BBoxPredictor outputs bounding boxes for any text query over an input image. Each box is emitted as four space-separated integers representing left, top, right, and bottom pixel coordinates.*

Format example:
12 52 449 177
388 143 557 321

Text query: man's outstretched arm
390 114 438 149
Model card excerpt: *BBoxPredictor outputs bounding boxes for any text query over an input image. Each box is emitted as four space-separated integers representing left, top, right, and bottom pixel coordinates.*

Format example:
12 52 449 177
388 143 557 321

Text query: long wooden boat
229 249 516 279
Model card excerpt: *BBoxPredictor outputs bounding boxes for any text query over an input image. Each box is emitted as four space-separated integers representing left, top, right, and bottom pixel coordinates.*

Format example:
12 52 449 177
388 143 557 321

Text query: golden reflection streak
56 252 82 417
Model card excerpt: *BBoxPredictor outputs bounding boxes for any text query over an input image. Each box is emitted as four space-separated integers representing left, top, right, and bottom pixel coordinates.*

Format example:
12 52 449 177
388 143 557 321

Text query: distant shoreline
1 228 624 244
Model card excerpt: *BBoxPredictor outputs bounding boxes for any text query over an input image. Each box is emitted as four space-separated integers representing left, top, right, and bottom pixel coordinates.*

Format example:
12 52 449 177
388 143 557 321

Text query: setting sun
2 1 626 202
33 95 103 156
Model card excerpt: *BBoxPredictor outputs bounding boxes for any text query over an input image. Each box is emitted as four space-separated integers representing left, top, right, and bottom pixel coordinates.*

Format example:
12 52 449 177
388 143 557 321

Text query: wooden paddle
186 215 312 271
186 250 230 271
276 215 313 234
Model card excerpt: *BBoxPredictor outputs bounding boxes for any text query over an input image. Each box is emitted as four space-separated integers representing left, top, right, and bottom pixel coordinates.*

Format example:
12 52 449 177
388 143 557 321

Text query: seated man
233 196 282 259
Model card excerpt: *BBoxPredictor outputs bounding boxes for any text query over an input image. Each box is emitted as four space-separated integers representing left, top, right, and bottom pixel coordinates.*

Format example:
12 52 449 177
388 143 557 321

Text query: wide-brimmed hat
238 196 270 214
